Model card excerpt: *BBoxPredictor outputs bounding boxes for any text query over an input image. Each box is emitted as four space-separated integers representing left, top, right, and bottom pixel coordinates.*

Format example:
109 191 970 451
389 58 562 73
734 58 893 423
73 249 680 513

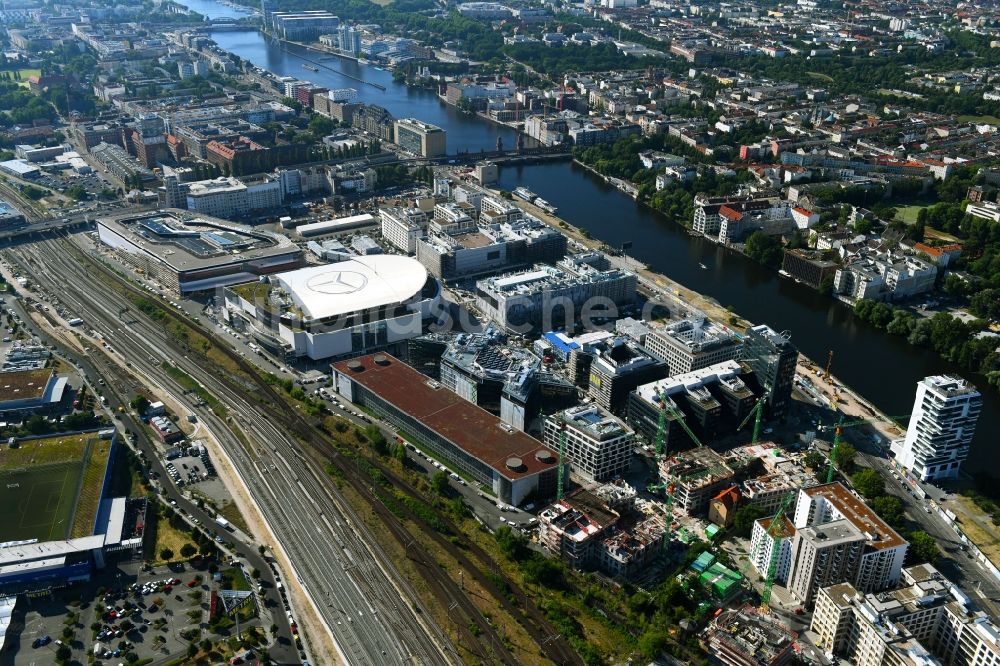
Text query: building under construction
703 606 798 666
659 447 736 516
538 482 663 579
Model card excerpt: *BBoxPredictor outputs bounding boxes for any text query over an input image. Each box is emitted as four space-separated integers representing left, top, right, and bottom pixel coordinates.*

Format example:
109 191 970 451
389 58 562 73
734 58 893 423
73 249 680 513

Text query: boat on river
534 198 558 215
513 187 537 203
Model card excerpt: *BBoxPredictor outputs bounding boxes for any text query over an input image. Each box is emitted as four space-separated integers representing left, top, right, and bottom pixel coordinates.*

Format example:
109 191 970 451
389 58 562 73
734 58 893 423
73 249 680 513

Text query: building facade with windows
544 404 634 482
891 375 982 482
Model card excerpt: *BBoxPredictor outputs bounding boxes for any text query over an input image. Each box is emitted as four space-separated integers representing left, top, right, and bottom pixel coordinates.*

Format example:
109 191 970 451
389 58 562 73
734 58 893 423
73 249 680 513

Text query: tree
870 495 904 527
637 630 670 661
732 504 767 535
159 547 174 560
130 394 150 413
907 530 939 565
851 469 885 499
744 231 783 268
430 470 449 495
804 450 825 471
494 525 527 560
55 645 71 661
180 543 197 558
831 441 856 471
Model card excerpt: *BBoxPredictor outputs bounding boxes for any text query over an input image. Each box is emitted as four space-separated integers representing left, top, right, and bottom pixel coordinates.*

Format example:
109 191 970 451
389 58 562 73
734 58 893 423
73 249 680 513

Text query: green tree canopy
851 469 886 499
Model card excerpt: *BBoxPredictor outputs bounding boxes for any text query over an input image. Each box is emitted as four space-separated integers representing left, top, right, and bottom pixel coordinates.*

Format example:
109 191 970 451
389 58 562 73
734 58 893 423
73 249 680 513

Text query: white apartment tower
892 375 982 482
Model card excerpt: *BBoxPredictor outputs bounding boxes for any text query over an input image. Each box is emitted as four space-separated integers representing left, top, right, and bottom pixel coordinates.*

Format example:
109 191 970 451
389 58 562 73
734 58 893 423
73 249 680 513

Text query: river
181 11 996 464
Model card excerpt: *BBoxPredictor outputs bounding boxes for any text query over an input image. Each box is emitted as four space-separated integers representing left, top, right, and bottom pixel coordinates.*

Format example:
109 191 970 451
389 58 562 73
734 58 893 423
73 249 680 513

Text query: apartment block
703 607 797 666
811 564 1000 666
788 483 908 604
379 206 428 254
544 404 634 483
657 447 736 516
892 375 982 482
749 514 795 585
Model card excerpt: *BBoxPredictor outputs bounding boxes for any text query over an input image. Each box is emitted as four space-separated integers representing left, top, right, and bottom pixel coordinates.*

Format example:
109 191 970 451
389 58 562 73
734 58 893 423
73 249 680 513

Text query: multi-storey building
787 483 909 605
657 447 736 516
475 253 637 333
644 317 742 376
351 104 395 142
270 11 340 41
394 118 446 158
438 330 575 431
891 375 982 482
379 206 428 254
585 338 667 414
811 564 1000 666
749 515 795 585
183 176 283 219
704 607 798 666
544 404 634 482
627 360 758 444
741 325 798 420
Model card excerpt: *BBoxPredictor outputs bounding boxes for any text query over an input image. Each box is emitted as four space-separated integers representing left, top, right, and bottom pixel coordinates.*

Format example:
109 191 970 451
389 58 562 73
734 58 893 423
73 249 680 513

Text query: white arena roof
274 255 429 321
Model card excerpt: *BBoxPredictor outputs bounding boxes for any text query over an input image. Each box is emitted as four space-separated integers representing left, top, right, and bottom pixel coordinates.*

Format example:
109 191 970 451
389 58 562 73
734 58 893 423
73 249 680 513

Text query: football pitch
0 461 84 542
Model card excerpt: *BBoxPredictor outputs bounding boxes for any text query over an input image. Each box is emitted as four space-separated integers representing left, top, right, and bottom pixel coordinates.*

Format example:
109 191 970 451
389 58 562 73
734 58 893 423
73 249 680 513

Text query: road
3 235 455 666
0 292 302 664
793 387 1000 618
863 452 1000 616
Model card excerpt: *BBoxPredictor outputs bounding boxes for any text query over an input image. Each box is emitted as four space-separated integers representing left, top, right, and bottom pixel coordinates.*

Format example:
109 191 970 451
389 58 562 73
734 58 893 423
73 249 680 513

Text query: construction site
658 447 737 517
704 606 798 666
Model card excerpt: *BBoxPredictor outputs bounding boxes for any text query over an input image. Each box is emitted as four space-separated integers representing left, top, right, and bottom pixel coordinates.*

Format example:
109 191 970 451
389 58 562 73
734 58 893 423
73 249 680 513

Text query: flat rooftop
97 210 299 273
0 369 52 403
332 354 556 481
635 360 744 404
805 483 907 551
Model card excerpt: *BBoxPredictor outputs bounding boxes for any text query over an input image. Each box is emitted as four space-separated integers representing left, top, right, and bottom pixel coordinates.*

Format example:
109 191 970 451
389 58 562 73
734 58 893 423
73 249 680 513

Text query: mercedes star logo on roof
307 270 369 295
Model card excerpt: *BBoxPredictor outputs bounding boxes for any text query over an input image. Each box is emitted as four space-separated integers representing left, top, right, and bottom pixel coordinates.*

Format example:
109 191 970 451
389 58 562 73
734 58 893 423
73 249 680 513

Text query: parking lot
164 449 217 488
3 556 234 666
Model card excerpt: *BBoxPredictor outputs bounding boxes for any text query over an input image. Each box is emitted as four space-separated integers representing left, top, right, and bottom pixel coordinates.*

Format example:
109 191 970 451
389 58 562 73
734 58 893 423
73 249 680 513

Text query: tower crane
655 398 668 458
737 383 771 445
759 492 795 613
819 414 909 483
540 407 569 501
646 481 675 553
654 390 704 449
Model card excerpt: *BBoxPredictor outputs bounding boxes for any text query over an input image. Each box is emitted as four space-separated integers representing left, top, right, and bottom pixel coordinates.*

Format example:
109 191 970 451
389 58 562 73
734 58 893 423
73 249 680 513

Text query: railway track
9 232 584 665
5 236 453 665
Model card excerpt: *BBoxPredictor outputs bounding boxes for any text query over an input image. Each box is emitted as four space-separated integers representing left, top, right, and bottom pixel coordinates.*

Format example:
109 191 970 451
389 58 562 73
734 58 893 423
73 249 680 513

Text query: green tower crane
760 492 795 612
737 394 767 444
821 414 909 483
655 390 704 448
655 399 668 458
646 482 675 553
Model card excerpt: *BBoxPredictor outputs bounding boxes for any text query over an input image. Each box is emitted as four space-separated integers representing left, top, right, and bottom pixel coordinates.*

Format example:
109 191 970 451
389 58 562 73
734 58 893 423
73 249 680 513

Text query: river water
189 14 996 463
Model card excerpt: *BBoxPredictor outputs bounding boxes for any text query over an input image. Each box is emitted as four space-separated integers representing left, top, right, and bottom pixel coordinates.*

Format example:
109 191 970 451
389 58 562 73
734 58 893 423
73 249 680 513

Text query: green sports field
0 461 84 541
0 434 111 542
